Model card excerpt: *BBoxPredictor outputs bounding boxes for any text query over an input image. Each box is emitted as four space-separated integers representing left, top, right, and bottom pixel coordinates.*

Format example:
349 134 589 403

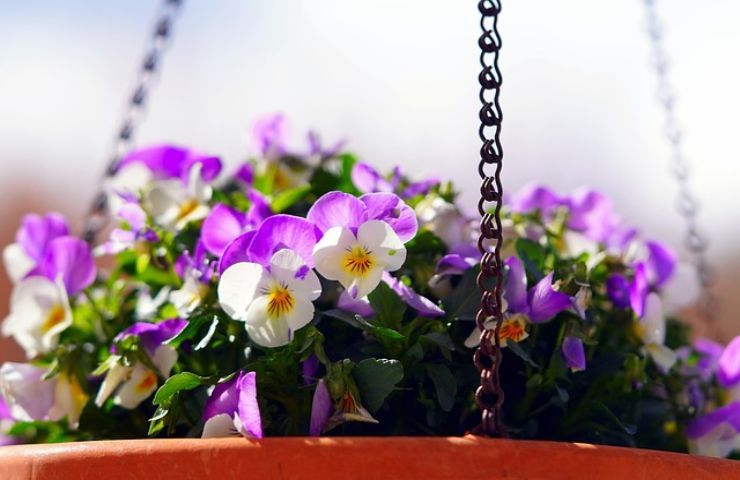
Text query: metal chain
643 0 719 334
473 0 507 438
83 0 184 244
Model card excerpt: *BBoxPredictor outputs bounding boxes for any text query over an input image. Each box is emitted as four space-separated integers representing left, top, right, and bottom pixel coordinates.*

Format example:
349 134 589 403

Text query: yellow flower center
42 304 66 333
499 315 528 344
267 284 295 319
177 199 199 221
343 245 375 276
136 371 158 394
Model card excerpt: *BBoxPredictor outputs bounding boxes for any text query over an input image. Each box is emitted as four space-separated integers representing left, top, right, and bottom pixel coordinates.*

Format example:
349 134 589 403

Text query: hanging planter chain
473 0 507 438
84 0 184 244
643 0 718 332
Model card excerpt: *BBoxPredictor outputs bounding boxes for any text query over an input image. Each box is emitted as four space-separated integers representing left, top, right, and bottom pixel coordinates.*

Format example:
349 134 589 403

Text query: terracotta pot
0 436 737 480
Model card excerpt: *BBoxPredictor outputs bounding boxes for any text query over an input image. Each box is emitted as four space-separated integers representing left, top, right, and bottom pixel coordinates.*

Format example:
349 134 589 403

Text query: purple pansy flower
171 239 215 316
202 193 272 258
505 257 572 323
309 379 377 436
202 371 263 439
686 402 740 458
96 203 158 256
645 240 677 288
351 162 394 194
302 355 321 385
562 336 586 372
235 163 254 186
508 184 563 217
252 113 287 157
606 274 631 309
629 263 650 318
0 395 17 446
566 187 619 242
95 319 185 410
2 212 69 283
307 131 345 160
116 144 222 183
692 338 724 382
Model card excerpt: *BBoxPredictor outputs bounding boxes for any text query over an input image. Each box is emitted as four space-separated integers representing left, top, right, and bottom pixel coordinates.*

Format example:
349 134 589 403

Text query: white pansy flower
145 164 212 231
218 249 321 348
313 220 406 300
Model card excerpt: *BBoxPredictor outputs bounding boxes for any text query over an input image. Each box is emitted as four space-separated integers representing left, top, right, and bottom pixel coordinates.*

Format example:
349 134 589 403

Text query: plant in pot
0 1 738 479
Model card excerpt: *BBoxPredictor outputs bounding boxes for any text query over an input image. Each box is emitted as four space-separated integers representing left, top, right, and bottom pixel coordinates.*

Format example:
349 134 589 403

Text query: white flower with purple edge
201 371 262 439
95 319 185 409
309 379 377 436
0 362 87 428
218 215 322 348
309 191 416 299
686 402 740 458
2 236 96 359
2 212 69 283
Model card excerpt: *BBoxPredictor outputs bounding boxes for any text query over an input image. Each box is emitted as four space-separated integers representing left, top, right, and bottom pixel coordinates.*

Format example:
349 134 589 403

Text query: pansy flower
201 191 272 258
201 371 262 439
415 197 475 250
2 237 96 358
0 362 88 428
718 336 740 389
465 257 571 348
218 214 322 347
309 379 377 436
309 192 416 299
95 319 185 409
0 395 16 446
2 212 69 283
219 248 321 348
95 202 158 256
144 163 214 231
686 402 740 458
351 162 439 199
170 239 214 316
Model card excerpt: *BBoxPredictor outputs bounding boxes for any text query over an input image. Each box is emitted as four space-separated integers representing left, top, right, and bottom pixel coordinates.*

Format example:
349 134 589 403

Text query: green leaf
425 364 457 412
152 372 205 407
507 340 539 369
368 281 406 329
421 332 456 351
442 267 480 322
166 311 215 348
515 238 546 281
352 358 404 413
271 184 311 212
371 326 405 340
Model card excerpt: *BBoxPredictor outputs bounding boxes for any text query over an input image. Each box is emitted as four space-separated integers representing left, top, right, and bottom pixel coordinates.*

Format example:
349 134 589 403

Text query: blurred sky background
0 0 738 359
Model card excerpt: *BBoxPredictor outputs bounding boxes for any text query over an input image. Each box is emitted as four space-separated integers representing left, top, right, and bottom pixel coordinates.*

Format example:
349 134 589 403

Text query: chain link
473 0 507 438
83 0 184 244
643 0 719 334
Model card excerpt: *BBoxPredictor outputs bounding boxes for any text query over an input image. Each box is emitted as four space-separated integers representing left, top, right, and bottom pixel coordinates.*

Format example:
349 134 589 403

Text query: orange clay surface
0 436 738 479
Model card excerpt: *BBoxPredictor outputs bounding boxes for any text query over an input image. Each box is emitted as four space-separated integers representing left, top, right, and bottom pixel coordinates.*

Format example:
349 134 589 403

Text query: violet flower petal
202 204 248 257
247 215 321 268
360 192 418 242
117 145 221 182
508 184 562 215
114 319 186 355
337 291 375 317
606 274 631 309
309 379 333 437
202 376 239 421
382 272 444 317
246 189 272 227
504 257 529 314
401 177 440 199
527 272 571 323
629 263 649 318
40 236 96 295
235 163 254 186
218 231 256 274
16 212 69 262
562 336 586 371
435 254 476 277
351 162 392 194
302 355 321 385
686 401 740 439
718 336 740 388
646 240 677 287
307 192 367 234
236 371 263 439
252 113 287 156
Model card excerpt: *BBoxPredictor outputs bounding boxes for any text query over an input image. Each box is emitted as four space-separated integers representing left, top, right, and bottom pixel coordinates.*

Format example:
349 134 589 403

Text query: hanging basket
1 437 738 480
